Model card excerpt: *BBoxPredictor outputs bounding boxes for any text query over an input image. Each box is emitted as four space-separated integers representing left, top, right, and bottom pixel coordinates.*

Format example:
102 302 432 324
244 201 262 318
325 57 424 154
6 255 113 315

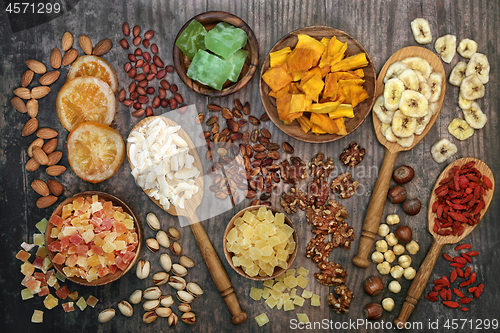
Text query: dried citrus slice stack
67 122 125 183
67 55 118 92
56 76 116 131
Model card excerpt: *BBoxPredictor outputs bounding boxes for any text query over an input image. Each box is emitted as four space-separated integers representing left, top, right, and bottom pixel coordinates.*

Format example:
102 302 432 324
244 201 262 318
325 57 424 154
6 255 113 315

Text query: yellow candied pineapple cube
21 262 35 276
294 296 305 307
265 296 278 309
281 224 295 238
297 275 310 289
250 287 263 301
245 264 260 277
290 288 297 298
268 236 281 247
276 249 289 261
50 227 60 238
86 273 98 282
113 211 125 221
277 230 288 243
243 225 254 239
70 217 82 226
278 260 289 269
254 313 269 327
102 241 116 253
311 294 321 306
297 266 310 277
93 237 105 247
262 287 271 299
123 219 134 229
76 297 87 310
114 240 126 251
92 195 98 203
255 240 267 249
104 232 118 243
273 281 286 293
286 241 296 254
270 288 282 300
242 211 255 223
249 247 262 260
260 245 274 257
263 279 274 288
284 299 295 311
284 276 298 289
281 293 290 302
302 290 313 298
33 233 44 246
62 204 74 219
226 228 238 243
231 243 242 254
297 313 310 323
43 294 59 310
274 213 285 226
256 206 268 220
277 297 284 310
31 310 44 323
81 229 95 243
260 255 272 263
285 269 296 277
270 256 278 267
21 288 34 300
234 217 244 226
231 255 241 267
264 210 275 222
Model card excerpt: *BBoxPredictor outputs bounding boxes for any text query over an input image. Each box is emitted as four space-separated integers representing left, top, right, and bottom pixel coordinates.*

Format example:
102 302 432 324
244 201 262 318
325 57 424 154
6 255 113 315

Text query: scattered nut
404 267 416 280
402 198 421 216
178 303 192 313
393 165 415 184
98 308 116 323
371 251 384 264
390 265 404 279
146 212 161 230
155 307 172 318
406 240 420 255
167 227 181 240
393 244 406 256
363 303 384 320
385 233 398 247
186 282 203 297
388 280 402 293
388 185 407 204
181 312 196 325
143 286 162 300
172 263 188 277
375 240 388 253
177 290 194 303
377 224 390 237
117 300 133 317
382 298 395 312
142 311 158 324
386 214 400 225
153 271 169 285
146 238 160 252
170 242 182 255
168 276 187 291
156 230 170 248
129 289 143 304
143 299 160 311
168 312 178 326
384 250 396 263
160 295 175 308
160 253 172 272
363 276 384 296
398 255 412 268
179 255 195 268
395 226 412 243
377 261 391 275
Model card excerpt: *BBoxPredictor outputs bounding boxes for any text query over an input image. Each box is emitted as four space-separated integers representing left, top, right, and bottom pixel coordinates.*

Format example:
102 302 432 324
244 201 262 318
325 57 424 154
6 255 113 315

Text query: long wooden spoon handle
353 148 399 268
394 239 444 328
188 214 247 325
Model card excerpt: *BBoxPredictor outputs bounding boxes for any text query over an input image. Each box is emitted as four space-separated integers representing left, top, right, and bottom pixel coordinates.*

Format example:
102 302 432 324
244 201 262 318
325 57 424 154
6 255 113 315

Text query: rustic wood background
1 0 499 332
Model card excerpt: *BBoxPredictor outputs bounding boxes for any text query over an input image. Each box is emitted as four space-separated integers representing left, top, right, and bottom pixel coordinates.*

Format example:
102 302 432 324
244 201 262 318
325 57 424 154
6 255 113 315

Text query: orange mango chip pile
262 34 370 135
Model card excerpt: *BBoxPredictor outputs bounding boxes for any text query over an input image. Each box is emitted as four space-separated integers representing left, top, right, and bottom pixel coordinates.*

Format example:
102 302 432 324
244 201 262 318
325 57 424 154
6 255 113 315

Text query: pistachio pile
98 212 203 326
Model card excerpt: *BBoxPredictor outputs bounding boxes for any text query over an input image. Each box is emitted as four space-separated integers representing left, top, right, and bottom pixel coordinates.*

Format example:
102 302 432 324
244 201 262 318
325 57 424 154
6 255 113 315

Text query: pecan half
314 261 347 286
280 186 307 214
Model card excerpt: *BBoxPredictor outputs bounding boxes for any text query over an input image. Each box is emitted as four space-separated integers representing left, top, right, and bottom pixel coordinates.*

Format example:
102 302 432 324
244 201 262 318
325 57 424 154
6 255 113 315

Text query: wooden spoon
353 46 446 268
394 157 494 327
127 116 247 325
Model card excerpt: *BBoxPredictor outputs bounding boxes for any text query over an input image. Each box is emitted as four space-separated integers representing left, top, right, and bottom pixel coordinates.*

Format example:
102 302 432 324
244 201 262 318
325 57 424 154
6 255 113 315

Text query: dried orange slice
67 122 125 183
67 55 118 92
57 76 116 132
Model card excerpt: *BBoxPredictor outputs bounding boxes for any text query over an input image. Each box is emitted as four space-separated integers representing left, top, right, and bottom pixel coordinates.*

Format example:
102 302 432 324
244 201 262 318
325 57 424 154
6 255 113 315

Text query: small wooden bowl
45 191 143 286
223 205 298 281
259 26 377 143
173 11 259 97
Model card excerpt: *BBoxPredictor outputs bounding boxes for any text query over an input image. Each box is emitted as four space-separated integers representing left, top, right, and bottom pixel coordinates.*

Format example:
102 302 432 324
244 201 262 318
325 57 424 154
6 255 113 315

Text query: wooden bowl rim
45 191 143 286
259 25 377 143
172 10 259 97
223 205 298 281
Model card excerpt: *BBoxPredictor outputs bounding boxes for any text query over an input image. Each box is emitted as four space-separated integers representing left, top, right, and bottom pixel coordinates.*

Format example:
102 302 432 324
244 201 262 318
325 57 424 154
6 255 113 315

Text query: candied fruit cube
226 228 238 244
274 213 285 227
62 204 73 219
294 296 305 306
55 271 66 282
205 22 247 59
245 264 260 277
267 236 281 247
87 295 98 307
311 294 321 306
270 288 282 300
297 275 310 289
260 245 273 257
277 297 284 310
50 227 60 238
102 241 116 253
47 275 57 287
21 262 35 276
264 210 274 222
297 266 310 277
35 218 48 233
186 50 232 90
284 299 295 311
290 288 297 298
21 288 34 300
302 290 313 299
286 269 296 277
31 310 43 323
281 224 294 238
265 296 278 309
278 260 289 270
62 302 75 312
43 294 59 310
56 285 69 299
21 242 35 251
175 19 207 60
242 211 255 223
263 279 274 288
68 291 79 301
36 246 47 258
250 287 263 301
256 207 267 220
16 250 31 262
234 217 244 226
281 293 290 302
76 297 87 311
276 249 289 261
226 49 248 82
273 281 286 293
297 313 310 323
262 287 271 299
243 225 255 239
249 247 262 260
33 233 44 246
284 276 298 288
254 313 269 327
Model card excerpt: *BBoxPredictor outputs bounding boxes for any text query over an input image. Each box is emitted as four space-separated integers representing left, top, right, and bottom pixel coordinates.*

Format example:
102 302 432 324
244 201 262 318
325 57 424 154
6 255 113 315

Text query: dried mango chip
296 34 326 66
270 47 292 68
287 48 314 73
262 65 293 92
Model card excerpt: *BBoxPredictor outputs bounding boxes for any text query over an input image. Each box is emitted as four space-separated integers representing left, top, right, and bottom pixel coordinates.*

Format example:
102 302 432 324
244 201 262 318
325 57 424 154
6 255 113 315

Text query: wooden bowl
45 191 143 286
259 26 377 143
173 11 259 97
223 205 298 281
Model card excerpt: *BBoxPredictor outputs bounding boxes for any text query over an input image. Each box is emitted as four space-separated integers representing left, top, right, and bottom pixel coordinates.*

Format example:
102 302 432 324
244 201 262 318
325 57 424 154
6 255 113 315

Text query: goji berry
468 287 477 293
433 285 443 291
483 175 493 189
461 307 470 312
440 288 448 300
442 253 454 262
454 288 465 298
465 267 471 278
429 291 438 297
425 295 438 302
457 268 464 278
454 256 468 265
447 289 452 301
450 269 457 283
466 251 479 257
462 253 472 263
460 280 472 287
473 284 484 299
460 297 472 304
469 272 477 284
443 301 460 308
450 263 465 268
455 244 472 250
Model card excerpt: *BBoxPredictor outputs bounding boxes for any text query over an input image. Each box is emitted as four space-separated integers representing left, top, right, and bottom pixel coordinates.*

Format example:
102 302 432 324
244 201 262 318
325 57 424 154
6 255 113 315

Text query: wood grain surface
1 1 499 332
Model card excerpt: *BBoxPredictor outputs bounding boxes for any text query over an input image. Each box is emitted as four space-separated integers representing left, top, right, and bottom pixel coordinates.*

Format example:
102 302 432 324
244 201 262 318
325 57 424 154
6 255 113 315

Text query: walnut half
327 284 354 314
339 142 366 167
331 172 359 199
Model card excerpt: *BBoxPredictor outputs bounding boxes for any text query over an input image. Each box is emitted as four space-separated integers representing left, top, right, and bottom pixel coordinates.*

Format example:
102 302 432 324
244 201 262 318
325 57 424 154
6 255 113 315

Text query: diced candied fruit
273 281 286 293
294 296 305 306
16 250 31 262
62 204 74 219
302 290 313 298
265 296 278 309
284 299 295 311
56 285 70 299
270 288 282 300
250 287 263 301
87 295 99 307
284 275 298 288
31 310 43 323
277 297 284 310
26 278 41 293
52 253 67 265
254 313 269 327
49 215 64 228
43 294 59 310
76 297 87 311
33 234 44 246
290 288 297 298
256 206 267 220
263 279 274 288
21 262 35 276
274 213 285 227
36 246 47 258
68 291 79 301
297 313 310 323
297 275 310 289
62 302 75 312
38 286 50 297
32 256 44 269
21 288 34 300
281 293 290 302
311 294 321 306
55 271 66 282
297 266 310 277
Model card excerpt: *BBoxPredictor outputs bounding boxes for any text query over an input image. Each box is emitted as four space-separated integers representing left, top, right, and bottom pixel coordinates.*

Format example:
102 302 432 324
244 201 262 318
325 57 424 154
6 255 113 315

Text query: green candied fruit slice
175 20 207 60
226 49 248 82
204 22 248 59
186 50 232 90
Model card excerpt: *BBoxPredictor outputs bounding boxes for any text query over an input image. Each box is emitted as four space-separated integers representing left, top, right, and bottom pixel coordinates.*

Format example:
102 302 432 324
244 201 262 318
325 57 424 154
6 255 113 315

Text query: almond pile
13 31 113 209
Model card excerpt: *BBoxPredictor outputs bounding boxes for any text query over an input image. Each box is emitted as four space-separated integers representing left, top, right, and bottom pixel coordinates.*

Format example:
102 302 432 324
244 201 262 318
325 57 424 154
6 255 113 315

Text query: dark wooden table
1 0 499 332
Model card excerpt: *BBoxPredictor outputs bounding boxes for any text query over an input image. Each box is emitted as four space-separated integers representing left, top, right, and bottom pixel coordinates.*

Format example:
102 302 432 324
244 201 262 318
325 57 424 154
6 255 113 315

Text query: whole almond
78 35 93 55
93 39 112 56
21 70 34 87
37 128 58 139
31 179 50 196
47 151 63 166
26 99 38 118
39 71 60 86
22 118 38 136
47 179 64 196
61 32 74 51
26 59 46 74
33 146 49 165
36 195 58 209
11 97 27 113
31 86 50 99
46 165 66 176
13 87 31 99
50 48 62 69
26 158 40 172
62 49 78 66
28 138 44 157
42 138 57 154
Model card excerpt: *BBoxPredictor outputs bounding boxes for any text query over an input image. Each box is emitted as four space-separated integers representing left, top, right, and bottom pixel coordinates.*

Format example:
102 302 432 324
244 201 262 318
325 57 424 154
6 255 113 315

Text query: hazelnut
388 185 407 204
385 233 398 247
364 276 384 296
398 255 412 268
384 250 396 263
386 214 400 225
363 303 384 320
395 226 412 243
375 240 388 252
388 280 401 293
377 261 391 275
402 198 421 216
378 224 390 237
404 267 416 280
393 244 406 256
371 251 384 264
390 265 404 279
393 165 414 184
382 298 395 312
406 240 420 255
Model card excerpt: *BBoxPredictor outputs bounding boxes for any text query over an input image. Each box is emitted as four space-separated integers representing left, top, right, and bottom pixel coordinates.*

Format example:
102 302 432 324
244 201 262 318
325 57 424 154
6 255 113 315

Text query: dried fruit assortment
425 243 483 312
262 34 370 135
431 161 491 236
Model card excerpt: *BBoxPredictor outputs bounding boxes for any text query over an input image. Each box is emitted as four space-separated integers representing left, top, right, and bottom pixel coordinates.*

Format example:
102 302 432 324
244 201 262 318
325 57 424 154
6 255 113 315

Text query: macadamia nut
406 240 420 255
388 280 401 293
390 265 404 279
382 298 395 312
385 233 398 247
371 251 384 264
378 224 390 237
384 250 396 263
386 214 400 225
375 240 388 253
404 267 416 280
377 261 391 275
399 255 412 268
393 244 405 256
